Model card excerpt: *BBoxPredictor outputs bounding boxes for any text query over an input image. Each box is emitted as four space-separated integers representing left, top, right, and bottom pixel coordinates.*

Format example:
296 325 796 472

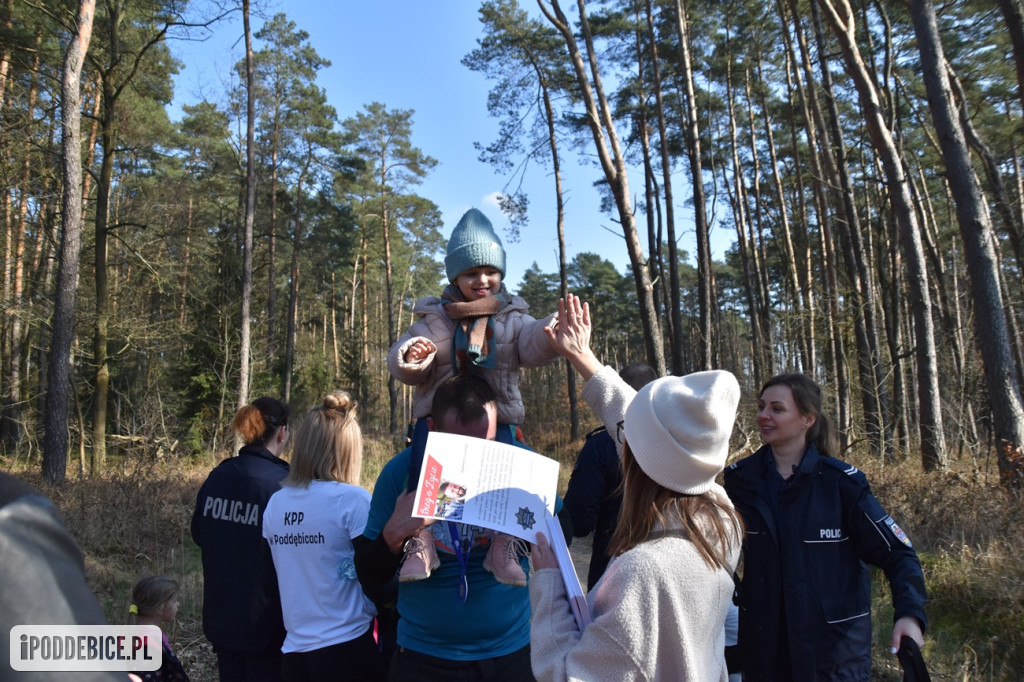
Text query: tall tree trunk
672 0 715 368
819 0 946 469
908 0 1024 483
719 49 762 382
778 0 849 435
91 93 115 476
383 202 399 435
284 172 306 404
268 117 281 364
535 68 578 439
999 0 1024 117
753 60 811 373
807 0 890 456
44 0 95 484
0 0 12 110
644 0 683 375
178 198 193 327
538 0 665 375
946 68 1024 283
80 74 101 216
1 31 40 449
238 0 256 410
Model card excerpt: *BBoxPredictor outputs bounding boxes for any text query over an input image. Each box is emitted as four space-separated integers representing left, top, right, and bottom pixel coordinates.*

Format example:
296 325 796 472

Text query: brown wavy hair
608 442 743 570
285 392 362 487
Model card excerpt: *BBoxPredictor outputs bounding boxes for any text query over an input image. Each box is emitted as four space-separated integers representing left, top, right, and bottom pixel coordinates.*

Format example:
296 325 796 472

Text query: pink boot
399 527 440 582
483 532 528 587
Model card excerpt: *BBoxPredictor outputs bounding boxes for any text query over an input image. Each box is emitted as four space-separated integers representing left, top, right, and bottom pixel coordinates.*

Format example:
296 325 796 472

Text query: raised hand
545 294 602 380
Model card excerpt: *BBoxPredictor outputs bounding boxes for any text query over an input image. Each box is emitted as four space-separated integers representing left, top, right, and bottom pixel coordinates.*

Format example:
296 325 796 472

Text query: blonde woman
262 393 382 682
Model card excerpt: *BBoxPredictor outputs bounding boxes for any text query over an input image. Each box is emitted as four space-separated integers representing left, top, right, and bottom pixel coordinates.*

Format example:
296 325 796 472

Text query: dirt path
566 532 594 590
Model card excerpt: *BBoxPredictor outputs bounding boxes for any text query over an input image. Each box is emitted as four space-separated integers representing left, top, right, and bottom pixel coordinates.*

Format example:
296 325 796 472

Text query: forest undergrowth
3 436 1022 681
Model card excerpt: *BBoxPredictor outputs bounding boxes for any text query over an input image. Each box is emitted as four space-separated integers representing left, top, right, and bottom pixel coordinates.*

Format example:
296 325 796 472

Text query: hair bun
323 391 355 416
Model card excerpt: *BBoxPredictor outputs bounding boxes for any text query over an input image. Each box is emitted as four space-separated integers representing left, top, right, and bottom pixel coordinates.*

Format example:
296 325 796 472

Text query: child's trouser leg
483 531 528 587
398 526 439 582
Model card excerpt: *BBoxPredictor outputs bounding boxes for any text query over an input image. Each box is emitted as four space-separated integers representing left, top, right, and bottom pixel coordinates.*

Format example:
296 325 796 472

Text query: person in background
128 575 189 682
387 207 559 587
261 392 382 682
354 374 537 682
191 397 290 682
562 362 657 591
529 294 743 681
724 373 927 681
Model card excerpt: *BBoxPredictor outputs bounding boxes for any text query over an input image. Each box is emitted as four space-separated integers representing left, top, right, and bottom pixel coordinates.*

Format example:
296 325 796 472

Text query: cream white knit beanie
623 370 740 494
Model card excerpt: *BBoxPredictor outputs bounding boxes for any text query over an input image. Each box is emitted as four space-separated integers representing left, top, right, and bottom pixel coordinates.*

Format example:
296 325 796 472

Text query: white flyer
411 431 559 543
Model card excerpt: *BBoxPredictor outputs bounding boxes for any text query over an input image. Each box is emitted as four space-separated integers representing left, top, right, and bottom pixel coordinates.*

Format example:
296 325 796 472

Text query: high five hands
545 294 602 381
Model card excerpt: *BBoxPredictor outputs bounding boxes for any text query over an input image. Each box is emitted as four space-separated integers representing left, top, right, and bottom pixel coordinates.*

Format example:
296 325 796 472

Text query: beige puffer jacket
387 295 558 425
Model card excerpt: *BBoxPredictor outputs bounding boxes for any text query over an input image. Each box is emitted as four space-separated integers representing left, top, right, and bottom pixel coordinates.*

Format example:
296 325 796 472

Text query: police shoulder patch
883 515 913 547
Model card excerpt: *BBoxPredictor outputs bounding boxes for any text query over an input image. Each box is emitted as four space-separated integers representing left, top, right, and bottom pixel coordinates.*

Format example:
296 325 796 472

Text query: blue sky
170 2 732 292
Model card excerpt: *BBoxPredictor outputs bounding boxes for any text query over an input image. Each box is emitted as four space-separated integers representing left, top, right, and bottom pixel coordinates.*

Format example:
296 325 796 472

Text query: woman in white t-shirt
263 392 382 682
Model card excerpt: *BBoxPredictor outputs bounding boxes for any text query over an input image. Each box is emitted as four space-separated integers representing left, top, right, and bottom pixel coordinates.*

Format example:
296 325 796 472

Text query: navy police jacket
724 444 927 681
563 426 622 590
190 445 288 653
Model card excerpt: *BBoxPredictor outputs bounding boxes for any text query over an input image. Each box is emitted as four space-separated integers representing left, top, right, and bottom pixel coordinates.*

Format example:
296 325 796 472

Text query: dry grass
854 455 1024 681
5 438 1022 681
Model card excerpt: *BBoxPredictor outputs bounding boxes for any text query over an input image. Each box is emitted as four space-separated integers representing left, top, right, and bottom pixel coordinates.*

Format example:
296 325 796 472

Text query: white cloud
482 192 504 212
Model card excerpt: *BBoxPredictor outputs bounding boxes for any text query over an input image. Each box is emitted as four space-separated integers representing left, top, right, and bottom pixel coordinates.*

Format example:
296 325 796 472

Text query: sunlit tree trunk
44 0 95 483
808 0 890 456
1 31 39 449
644 0 683 375
238 0 256 410
672 0 715 368
538 0 666 375
820 0 946 469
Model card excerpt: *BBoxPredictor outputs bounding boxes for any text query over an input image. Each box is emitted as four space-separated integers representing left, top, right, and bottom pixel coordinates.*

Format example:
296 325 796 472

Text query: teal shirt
364 447 534 660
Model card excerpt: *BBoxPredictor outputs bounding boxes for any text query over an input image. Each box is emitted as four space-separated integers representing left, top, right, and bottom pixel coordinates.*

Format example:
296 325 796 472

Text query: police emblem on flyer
884 515 913 547
515 506 536 530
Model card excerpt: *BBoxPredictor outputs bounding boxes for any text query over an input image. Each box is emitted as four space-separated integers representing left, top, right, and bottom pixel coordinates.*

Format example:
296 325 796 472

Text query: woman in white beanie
529 294 743 682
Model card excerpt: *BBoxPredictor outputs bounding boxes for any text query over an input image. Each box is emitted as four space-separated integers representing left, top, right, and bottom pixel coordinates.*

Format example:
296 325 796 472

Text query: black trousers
215 649 283 682
280 625 383 682
387 644 534 682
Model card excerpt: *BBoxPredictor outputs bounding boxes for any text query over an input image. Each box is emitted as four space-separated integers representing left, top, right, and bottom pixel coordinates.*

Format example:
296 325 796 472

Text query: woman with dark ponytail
724 374 927 681
191 397 290 682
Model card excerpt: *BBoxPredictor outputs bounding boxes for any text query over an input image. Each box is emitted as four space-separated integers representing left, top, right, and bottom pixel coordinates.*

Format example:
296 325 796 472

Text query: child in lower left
128 575 190 682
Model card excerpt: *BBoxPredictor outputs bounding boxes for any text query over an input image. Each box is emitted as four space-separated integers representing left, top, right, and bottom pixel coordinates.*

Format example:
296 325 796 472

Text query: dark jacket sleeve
353 533 401 604
844 474 928 631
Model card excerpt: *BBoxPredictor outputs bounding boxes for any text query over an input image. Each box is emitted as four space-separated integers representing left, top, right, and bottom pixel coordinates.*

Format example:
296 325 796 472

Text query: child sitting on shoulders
128 575 189 682
388 207 559 586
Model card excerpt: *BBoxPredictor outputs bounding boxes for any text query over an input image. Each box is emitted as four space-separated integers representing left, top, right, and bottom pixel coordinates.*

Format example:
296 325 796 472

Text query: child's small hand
531 531 560 570
404 339 437 363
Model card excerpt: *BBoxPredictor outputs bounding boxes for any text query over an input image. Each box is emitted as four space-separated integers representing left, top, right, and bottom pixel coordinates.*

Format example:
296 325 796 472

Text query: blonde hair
609 442 743 571
128 575 179 625
285 392 362 487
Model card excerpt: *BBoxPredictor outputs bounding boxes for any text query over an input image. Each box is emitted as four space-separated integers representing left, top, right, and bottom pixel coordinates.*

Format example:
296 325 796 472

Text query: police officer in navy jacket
724 374 926 681
563 362 657 590
191 397 290 682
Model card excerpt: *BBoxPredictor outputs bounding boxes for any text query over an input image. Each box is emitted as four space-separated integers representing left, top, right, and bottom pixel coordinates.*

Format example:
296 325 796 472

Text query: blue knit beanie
444 208 507 282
